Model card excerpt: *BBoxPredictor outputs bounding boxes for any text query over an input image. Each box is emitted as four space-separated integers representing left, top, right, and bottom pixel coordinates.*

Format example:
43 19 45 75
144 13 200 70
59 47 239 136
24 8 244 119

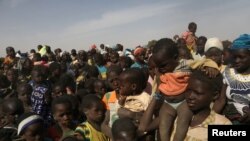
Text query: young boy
48 96 76 141
171 70 231 140
75 95 108 141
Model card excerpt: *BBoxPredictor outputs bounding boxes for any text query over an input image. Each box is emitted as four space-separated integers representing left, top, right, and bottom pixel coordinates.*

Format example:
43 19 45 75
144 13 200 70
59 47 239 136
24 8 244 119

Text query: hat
17 113 43 135
231 34 250 50
204 37 223 52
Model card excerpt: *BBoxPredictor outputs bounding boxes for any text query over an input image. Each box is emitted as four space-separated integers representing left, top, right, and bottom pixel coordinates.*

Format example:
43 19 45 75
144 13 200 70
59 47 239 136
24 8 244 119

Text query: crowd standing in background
0 22 250 141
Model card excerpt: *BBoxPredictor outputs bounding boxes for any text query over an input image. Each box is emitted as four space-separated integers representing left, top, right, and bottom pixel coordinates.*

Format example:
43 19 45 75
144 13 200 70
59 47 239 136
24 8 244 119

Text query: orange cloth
3 56 14 65
159 72 190 96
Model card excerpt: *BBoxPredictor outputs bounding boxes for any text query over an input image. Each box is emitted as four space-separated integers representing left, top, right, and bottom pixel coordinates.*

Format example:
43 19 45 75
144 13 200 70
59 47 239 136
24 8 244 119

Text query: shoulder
213 113 232 125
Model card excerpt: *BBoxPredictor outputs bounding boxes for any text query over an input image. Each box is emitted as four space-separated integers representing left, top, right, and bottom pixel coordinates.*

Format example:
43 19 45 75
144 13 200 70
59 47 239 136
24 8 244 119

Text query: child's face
22 122 44 141
153 52 178 74
107 72 120 91
118 74 134 96
53 103 73 128
185 78 214 112
32 71 43 84
231 49 250 73
94 82 106 98
85 102 105 123
6 70 17 83
18 86 32 105
110 53 119 63
52 86 64 98
205 48 223 66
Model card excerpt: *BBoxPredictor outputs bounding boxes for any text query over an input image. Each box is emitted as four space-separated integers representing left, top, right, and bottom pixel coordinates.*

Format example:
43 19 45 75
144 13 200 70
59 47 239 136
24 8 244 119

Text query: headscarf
18 114 43 135
133 47 144 56
231 34 250 50
204 37 223 52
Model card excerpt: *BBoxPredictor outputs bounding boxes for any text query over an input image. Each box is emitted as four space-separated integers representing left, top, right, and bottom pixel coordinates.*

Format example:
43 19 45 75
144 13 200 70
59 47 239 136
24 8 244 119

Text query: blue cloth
231 34 250 50
131 61 148 69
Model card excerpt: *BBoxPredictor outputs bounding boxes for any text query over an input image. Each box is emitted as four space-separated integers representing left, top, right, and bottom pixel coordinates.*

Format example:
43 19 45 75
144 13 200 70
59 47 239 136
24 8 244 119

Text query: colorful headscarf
231 34 250 50
133 47 144 56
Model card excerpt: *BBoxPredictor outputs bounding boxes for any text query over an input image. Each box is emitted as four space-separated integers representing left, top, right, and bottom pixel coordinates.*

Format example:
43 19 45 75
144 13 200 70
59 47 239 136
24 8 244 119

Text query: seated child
75 95 108 141
48 96 76 141
112 117 137 141
171 70 231 140
17 112 52 141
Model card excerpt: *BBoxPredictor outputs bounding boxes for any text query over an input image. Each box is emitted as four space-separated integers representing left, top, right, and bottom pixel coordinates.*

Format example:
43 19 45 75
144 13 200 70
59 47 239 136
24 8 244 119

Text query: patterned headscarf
231 34 250 50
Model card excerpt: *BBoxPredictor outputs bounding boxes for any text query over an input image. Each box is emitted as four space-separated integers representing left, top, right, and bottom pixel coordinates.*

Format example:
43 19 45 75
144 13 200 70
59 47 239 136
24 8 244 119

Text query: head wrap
18 114 43 135
133 47 144 56
204 37 223 52
231 34 250 50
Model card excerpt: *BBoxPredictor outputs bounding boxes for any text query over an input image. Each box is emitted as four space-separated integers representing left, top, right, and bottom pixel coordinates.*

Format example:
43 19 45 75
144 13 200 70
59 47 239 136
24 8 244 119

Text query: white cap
204 37 223 52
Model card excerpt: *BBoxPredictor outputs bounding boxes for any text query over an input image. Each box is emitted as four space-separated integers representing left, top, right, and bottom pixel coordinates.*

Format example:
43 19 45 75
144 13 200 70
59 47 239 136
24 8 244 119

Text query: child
17 58 33 83
112 118 137 141
118 56 133 70
30 65 53 127
48 96 76 141
93 53 107 80
171 70 231 140
17 82 33 112
101 65 123 137
118 68 150 115
51 82 65 99
181 22 197 52
0 74 11 100
131 47 147 69
192 36 207 60
17 112 51 141
94 79 107 99
0 98 24 140
48 62 62 85
153 38 221 141
75 95 108 141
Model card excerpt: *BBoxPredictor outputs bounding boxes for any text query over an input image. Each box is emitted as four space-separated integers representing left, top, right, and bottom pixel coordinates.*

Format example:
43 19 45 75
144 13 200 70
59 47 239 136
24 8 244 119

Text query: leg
173 101 193 141
159 102 177 141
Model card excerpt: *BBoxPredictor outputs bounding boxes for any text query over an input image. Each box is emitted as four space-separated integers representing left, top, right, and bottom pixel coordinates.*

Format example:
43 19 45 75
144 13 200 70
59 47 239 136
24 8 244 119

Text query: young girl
48 96 76 141
171 70 231 140
75 95 108 141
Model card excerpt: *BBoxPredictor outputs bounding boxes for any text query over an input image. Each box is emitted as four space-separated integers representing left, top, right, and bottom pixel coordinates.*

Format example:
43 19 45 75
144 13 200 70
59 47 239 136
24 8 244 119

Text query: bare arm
213 84 227 113
101 110 112 138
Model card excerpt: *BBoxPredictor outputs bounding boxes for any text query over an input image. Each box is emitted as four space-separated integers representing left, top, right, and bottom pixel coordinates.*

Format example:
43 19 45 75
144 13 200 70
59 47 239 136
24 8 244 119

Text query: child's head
47 53 56 62
32 53 42 62
196 36 207 54
71 49 77 56
204 37 223 66
93 53 105 66
77 50 88 62
49 62 61 77
188 22 197 33
94 79 107 98
107 65 123 91
152 38 179 74
112 117 137 141
81 95 105 124
119 56 133 70
186 70 223 113
109 52 119 64
230 34 250 73
17 113 44 141
52 82 65 98
133 47 146 63
17 82 32 105
6 68 18 83
52 96 73 128
31 65 45 84
178 46 193 60
2 98 24 126
118 68 146 96
22 58 33 72
6 47 15 58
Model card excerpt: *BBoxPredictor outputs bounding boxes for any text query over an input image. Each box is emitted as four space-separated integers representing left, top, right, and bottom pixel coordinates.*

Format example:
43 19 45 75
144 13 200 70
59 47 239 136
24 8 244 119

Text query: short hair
198 36 207 43
121 68 147 94
2 98 24 116
152 38 178 59
107 65 123 76
188 22 197 30
112 117 137 140
189 70 223 93
51 96 72 114
81 95 103 110
0 73 10 88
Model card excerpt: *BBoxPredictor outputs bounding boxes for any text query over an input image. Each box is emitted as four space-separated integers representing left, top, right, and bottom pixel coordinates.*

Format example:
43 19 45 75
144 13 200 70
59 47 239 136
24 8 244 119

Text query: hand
239 106 250 123
203 67 220 78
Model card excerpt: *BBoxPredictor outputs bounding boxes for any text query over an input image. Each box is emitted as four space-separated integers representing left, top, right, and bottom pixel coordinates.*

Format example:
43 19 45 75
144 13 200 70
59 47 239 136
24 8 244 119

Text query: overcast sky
0 0 249 57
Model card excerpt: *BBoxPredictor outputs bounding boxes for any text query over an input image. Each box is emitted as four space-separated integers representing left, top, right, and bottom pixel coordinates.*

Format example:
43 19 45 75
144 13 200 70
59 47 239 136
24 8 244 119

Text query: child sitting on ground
75 95 108 141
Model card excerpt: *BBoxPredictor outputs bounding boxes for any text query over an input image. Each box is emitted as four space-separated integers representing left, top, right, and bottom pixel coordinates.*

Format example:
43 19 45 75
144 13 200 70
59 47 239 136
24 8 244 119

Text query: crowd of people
0 22 249 141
